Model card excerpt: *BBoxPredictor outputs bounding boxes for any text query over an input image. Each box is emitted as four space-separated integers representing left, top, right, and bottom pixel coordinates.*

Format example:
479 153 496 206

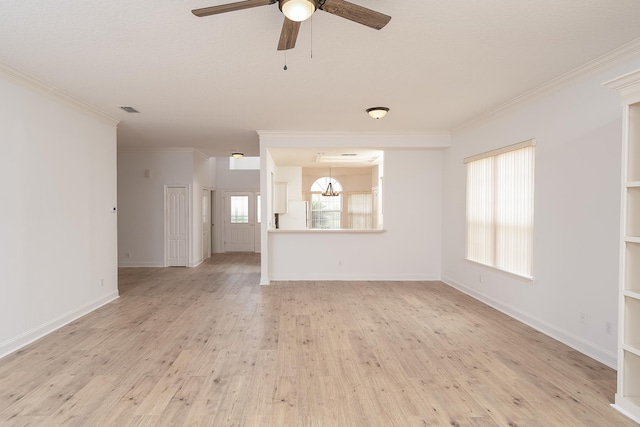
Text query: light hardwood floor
0 253 635 426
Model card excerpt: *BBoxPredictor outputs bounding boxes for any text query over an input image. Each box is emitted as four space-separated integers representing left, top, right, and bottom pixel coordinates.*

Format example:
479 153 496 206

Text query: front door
223 191 255 252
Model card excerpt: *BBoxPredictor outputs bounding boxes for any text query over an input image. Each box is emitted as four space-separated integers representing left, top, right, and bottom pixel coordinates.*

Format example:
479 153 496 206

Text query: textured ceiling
2 0 640 156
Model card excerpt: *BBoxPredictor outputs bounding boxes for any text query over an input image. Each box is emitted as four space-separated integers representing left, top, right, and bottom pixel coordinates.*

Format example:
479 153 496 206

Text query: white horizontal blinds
495 146 535 276
465 140 535 278
348 192 373 229
466 157 495 266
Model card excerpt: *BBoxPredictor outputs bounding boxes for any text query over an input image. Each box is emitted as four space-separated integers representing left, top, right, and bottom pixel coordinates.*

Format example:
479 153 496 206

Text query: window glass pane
348 192 373 229
230 196 249 224
229 156 260 170
495 146 535 276
466 143 534 277
466 157 495 266
311 193 341 229
311 177 343 193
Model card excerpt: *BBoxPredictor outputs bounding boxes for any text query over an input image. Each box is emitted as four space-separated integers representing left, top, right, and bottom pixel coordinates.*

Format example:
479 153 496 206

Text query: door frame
221 189 260 253
255 192 261 253
211 190 216 254
164 184 191 267
202 188 212 261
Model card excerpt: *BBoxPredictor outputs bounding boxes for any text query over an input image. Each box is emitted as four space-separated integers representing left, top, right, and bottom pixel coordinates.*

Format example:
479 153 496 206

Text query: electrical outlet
579 312 587 324
606 322 613 335
126 252 132 258
100 278 104 287
479 274 484 283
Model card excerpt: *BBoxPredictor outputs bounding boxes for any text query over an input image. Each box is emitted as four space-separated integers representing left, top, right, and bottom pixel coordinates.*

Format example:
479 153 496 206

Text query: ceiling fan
192 0 391 51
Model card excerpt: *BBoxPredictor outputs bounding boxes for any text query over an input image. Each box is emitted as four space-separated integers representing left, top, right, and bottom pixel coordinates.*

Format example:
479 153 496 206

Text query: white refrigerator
278 201 308 229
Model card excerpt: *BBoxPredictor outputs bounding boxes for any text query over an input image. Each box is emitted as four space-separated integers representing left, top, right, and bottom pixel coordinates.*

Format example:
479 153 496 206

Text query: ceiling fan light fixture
231 152 244 159
366 107 389 120
280 0 316 22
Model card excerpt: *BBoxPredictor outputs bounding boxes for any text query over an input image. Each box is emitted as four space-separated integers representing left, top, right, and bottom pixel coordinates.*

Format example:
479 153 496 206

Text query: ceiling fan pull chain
284 51 288 70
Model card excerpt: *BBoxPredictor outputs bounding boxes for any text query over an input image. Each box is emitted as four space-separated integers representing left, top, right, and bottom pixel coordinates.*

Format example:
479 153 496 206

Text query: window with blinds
465 140 535 278
347 192 374 229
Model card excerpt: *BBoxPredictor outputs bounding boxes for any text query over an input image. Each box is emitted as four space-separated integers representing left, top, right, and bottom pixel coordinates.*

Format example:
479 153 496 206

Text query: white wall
274 166 303 230
117 150 194 267
0 66 118 357
118 154 259 260
214 157 260 189
268 149 444 281
276 166 303 201
259 132 450 284
441 57 640 368
258 132 449 284
302 167 376 194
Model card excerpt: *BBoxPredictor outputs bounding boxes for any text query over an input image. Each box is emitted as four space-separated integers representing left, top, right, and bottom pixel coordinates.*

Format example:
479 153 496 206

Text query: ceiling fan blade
277 17 301 51
319 0 391 30
192 0 275 17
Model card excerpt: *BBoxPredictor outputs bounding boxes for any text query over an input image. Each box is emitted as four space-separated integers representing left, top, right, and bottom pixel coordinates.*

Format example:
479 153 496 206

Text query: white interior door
202 189 211 260
166 186 188 266
224 191 255 252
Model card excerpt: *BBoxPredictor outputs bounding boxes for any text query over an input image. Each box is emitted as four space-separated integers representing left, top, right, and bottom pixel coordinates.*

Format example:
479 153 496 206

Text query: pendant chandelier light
322 168 340 197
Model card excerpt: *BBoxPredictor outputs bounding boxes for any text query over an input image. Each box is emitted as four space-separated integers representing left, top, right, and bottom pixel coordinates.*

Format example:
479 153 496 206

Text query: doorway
223 191 256 252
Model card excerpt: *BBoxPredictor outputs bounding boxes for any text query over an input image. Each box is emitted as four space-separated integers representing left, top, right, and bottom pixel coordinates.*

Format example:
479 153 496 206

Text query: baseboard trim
118 261 164 267
0 291 120 359
270 274 441 282
441 275 617 369
612 401 640 424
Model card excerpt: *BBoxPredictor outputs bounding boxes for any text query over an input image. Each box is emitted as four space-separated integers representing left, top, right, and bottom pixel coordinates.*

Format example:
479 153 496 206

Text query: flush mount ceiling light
231 152 244 159
280 0 316 22
366 107 389 119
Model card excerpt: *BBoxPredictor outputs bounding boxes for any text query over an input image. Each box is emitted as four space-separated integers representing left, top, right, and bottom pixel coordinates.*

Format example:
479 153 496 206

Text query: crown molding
453 37 640 132
118 146 210 158
256 130 451 135
257 130 452 149
603 68 640 97
0 62 119 126
256 130 450 137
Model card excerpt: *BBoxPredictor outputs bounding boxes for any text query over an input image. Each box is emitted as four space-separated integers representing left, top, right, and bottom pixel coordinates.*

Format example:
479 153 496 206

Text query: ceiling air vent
119 106 140 113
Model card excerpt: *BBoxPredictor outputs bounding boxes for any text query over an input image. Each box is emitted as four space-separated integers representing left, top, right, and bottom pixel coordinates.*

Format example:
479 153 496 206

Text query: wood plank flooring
0 253 635 426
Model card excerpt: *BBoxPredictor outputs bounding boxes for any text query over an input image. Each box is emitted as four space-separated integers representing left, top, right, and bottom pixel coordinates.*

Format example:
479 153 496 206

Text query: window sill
464 258 534 283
